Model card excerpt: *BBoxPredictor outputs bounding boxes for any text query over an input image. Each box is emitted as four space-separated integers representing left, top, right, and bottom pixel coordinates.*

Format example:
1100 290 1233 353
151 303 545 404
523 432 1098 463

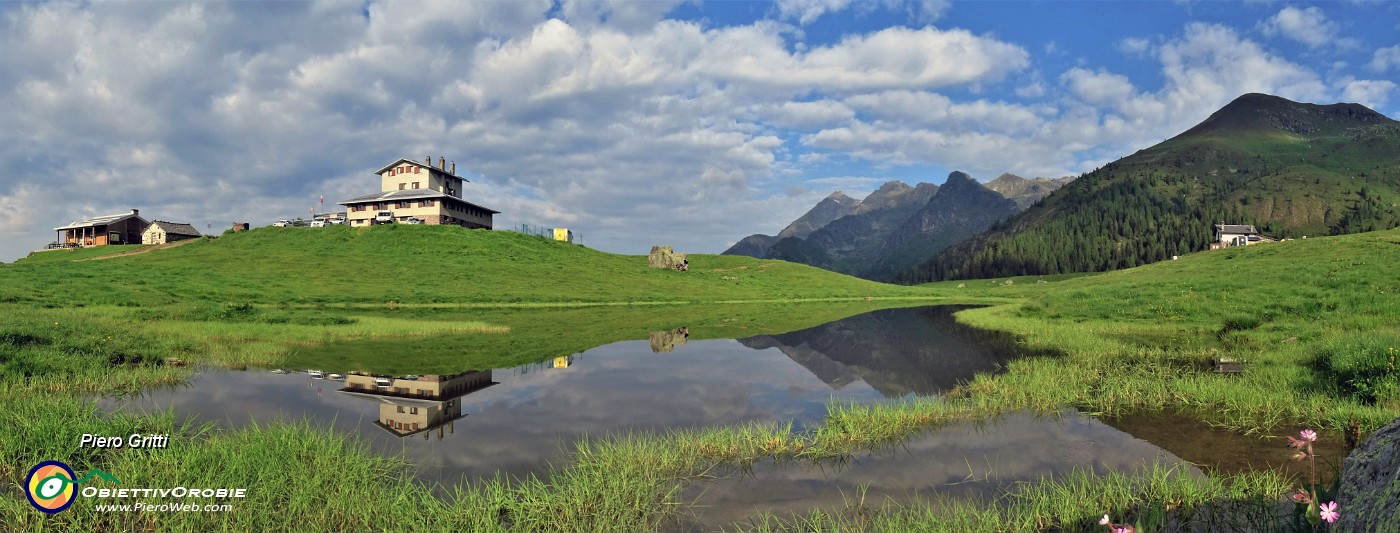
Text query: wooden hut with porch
54 209 148 247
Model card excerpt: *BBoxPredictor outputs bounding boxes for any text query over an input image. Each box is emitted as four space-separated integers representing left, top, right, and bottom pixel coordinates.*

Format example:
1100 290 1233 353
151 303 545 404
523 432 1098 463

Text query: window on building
410 407 419 414
397 201 409 209
414 166 419 174
397 406 405 413
398 183 405 190
412 182 420 189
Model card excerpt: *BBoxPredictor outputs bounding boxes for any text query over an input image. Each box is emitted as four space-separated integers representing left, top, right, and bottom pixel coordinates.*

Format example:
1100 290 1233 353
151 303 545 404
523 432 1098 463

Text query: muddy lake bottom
97 306 1317 526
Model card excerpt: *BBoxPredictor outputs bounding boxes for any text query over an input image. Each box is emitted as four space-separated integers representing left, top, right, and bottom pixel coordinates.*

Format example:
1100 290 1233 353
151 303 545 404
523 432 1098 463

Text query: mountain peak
873 181 910 194
827 191 851 200
943 171 977 187
1178 93 1393 139
989 173 1026 185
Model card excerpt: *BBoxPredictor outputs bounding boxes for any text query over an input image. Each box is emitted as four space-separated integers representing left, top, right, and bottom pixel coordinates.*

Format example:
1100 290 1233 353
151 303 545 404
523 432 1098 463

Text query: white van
374 212 394 224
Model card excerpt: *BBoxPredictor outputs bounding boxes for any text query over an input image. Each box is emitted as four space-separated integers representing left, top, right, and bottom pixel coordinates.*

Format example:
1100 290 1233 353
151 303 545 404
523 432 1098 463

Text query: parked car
404 217 423 225
374 212 394 224
272 220 293 227
310 220 326 228
374 377 392 388
326 217 346 225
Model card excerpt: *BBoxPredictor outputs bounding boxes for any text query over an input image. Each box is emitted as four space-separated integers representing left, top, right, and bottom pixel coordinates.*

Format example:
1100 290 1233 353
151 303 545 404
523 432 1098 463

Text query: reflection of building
339 370 497 439
553 356 573 368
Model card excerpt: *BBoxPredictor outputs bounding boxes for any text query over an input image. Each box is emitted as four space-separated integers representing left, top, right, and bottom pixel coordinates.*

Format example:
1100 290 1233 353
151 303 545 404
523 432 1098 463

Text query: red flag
319 194 324 205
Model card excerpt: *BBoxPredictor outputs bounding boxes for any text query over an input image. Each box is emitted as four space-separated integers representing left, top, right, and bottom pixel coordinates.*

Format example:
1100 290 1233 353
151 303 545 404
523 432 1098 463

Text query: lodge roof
1214 224 1258 234
147 221 201 237
373 158 467 180
55 210 147 231
338 189 500 214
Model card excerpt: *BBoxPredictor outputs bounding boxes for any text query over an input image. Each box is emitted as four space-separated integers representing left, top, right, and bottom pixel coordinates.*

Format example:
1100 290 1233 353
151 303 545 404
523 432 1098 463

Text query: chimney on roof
132 209 139 216
450 161 455 175
438 156 445 169
425 156 431 165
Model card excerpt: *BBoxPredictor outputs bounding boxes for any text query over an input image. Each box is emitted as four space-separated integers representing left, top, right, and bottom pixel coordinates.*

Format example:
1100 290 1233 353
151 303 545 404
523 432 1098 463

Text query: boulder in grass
1335 416 1400 532
648 245 688 271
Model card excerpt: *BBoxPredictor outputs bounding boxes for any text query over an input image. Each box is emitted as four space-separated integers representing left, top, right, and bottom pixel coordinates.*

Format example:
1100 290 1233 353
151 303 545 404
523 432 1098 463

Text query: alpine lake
98 304 1320 529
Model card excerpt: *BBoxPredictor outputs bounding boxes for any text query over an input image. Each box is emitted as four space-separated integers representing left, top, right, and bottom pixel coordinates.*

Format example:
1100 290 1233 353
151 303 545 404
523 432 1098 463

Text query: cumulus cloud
1117 37 1151 56
1061 68 1137 107
799 22 1337 179
0 1 1039 260
1372 44 1400 72
1258 6 1357 49
1337 77 1396 109
775 0 949 25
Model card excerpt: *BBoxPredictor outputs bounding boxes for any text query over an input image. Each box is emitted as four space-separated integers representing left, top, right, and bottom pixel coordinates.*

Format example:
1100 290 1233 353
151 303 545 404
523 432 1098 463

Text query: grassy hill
2 225 932 307
933 227 1400 429
909 93 1400 282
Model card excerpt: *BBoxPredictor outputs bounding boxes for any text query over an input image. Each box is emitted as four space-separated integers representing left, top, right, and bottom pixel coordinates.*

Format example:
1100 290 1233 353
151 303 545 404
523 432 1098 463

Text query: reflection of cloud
104 337 884 484
681 410 1199 530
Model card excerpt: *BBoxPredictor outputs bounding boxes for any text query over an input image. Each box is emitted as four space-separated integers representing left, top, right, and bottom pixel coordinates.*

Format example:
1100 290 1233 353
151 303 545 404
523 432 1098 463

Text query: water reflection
677 410 1200 531
738 306 1022 397
99 306 1038 488
339 370 497 440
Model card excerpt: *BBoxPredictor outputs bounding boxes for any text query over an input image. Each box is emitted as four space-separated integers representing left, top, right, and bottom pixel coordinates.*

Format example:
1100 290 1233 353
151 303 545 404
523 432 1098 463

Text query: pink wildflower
1114 527 1135 533
1320 501 1339 523
1300 429 1317 442
1291 490 1311 504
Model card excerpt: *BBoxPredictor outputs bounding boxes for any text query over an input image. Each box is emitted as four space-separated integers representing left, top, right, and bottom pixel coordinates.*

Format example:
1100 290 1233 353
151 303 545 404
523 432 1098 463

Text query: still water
105 306 1019 484
99 306 1217 526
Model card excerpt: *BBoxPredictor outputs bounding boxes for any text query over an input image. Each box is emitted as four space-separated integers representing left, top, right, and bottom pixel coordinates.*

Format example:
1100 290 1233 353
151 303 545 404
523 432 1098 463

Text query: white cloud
775 0 949 25
760 100 856 129
1371 44 1400 72
1061 68 1137 107
696 25 1029 92
1337 77 1396 109
776 0 854 24
798 22 1341 181
1117 37 1151 56
1258 6 1357 49
1014 81 1046 99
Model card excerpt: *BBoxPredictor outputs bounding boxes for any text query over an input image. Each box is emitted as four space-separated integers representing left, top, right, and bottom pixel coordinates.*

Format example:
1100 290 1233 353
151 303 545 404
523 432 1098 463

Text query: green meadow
1 224 1396 531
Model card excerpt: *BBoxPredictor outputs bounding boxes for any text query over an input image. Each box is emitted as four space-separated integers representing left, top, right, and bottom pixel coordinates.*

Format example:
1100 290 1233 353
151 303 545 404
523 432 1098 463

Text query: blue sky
0 0 1397 262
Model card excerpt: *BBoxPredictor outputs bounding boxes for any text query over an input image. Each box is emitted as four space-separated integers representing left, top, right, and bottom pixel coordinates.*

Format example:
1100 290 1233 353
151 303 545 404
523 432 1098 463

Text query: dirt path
77 238 201 261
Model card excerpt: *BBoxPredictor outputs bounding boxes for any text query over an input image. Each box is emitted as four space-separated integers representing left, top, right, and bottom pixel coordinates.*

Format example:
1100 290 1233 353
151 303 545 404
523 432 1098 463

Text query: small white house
142 221 202 245
1213 224 1259 247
